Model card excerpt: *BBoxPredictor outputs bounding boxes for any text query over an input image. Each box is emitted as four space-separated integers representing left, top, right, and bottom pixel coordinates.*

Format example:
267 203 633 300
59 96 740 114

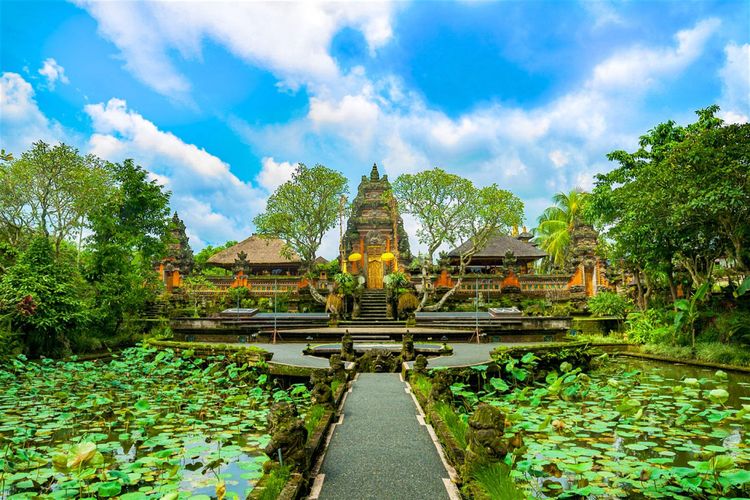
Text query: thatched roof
207 235 301 267
447 234 547 260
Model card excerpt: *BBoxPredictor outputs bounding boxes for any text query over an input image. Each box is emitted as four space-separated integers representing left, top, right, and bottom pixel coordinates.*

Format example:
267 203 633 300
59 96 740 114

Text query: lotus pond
0 346 311 499
451 356 750 498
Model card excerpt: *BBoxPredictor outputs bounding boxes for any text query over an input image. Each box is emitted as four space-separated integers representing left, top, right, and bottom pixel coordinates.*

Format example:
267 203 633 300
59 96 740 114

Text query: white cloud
718 42 750 124
0 72 68 154
235 19 720 228
584 1 627 30
590 18 720 92
548 149 569 168
257 157 296 192
73 0 397 97
84 98 265 249
38 58 70 89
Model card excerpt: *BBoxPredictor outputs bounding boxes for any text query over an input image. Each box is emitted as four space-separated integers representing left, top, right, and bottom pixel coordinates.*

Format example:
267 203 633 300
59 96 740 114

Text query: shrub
398 292 420 317
587 292 632 319
625 308 674 344
384 271 410 293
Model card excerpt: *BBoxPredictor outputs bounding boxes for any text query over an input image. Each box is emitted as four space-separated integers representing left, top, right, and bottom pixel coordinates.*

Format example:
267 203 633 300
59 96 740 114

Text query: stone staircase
357 289 388 321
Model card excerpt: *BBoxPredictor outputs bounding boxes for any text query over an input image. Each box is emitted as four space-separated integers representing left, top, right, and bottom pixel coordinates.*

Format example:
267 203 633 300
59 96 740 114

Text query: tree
253 163 348 303
393 168 523 311
85 159 171 336
0 236 90 357
0 141 110 254
590 106 749 308
194 240 238 275
534 188 589 269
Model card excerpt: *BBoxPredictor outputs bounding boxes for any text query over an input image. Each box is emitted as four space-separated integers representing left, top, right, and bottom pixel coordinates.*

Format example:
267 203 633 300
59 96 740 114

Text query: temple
160 164 610 301
343 163 411 288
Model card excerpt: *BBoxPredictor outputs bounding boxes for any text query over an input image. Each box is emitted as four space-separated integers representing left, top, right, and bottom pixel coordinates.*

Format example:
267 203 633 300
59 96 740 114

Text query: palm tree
535 188 589 269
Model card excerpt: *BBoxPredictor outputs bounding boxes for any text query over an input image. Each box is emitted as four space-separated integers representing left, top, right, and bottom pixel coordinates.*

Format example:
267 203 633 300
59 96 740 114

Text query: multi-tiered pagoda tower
343 164 411 288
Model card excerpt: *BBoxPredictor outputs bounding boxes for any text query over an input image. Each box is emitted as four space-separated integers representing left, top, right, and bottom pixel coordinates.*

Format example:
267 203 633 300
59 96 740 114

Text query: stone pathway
313 373 456 500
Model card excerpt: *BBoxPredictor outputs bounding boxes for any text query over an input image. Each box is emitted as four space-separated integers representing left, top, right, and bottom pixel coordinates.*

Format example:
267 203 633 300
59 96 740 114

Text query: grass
331 378 342 394
569 333 630 344
640 341 750 366
409 373 433 401
257 465 291 500
432 401 468 449
470 462 525 500
304 404 327 439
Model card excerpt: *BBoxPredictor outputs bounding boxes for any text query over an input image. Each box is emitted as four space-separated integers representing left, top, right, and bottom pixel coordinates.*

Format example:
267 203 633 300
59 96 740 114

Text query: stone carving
356 349 399 373
413 354 428 374
401 331 415 362
310 369 334 409
263 401 308 472
429 369 452 404
340 331 355 361
328 354 346 382
463 403 508 476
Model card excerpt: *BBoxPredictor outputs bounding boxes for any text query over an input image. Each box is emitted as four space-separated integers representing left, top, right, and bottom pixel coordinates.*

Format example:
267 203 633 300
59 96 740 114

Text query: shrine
343 163 411 289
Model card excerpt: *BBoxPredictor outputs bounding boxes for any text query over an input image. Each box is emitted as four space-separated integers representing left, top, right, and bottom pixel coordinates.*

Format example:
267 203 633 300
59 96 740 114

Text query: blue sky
1 0 749 256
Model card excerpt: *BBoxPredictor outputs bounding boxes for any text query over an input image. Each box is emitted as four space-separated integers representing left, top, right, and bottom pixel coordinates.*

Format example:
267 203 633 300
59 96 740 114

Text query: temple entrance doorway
367 256 383 288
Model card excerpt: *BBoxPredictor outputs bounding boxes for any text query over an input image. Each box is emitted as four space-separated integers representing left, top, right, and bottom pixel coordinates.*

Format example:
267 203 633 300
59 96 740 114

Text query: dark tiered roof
447 234 547 260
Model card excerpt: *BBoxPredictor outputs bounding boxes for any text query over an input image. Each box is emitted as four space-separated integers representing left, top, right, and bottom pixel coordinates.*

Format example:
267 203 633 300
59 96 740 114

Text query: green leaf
134 399 150 412
708 389 729 404
97 481 122 498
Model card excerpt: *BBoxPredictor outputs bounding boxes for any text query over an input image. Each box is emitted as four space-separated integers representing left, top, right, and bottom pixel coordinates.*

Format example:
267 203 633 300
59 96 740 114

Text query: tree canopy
590 106 749 306
253 163 348 269
535 188 589 269
393 168 523 310
0 141 110 254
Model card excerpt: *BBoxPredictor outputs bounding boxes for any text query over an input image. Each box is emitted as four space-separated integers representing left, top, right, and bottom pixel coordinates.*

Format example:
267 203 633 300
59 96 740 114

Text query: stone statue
340 331 355 361
429 369 452 404
356 349 399 373
328 354 346 382
310 369 334 409
413 354 428 374
401 331 415 361
263 401 308 472
463 403 508 476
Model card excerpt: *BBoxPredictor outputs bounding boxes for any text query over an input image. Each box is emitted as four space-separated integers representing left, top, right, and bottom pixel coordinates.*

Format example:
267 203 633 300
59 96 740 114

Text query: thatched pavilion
206 235 303 275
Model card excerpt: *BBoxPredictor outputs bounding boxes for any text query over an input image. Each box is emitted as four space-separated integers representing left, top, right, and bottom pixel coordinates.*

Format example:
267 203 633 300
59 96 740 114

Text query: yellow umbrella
381 252 395 262
348 252 362 262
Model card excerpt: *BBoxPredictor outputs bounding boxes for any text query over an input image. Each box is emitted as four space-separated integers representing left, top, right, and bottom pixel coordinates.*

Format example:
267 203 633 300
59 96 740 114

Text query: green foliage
0 345 300 497
194 240 237 275
534 188 590 269
587 292 632 319
590 107 749 302
471 462 525 500
625 308 674 345
383 270 409 292
0 237 90 357
393 168 523 310
333 272 356 296
253 163 348 268
674 281 710 348
641 342 750 366
257 466 291 500
85 159 171 340
304 404 327 439
0 141 110 253
432 401 468 449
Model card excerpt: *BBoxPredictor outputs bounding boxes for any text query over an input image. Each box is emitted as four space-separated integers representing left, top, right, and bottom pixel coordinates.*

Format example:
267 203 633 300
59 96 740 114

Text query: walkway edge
405 379 462 499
